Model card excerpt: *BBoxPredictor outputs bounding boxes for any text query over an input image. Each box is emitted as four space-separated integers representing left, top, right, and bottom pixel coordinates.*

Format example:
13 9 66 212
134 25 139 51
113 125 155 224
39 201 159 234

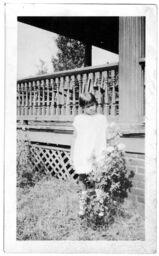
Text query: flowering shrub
84 124 135 228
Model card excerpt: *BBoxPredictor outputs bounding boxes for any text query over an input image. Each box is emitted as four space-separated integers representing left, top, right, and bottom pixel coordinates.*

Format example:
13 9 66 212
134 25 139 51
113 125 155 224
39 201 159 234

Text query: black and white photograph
4 2 157 254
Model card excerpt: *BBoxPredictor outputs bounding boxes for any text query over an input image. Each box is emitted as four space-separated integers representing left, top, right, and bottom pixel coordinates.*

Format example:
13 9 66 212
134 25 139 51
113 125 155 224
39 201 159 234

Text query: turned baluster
77 74 82 114
94 72 101 113
32 81 36 116
28 82 32 116
87 73 94 93
17 83 20 116
63 76 67 115
110 70 116 116
71 75 76 116
60 77 65 115
23 83 26 116
115 71 119 115
46 79 50 116
25 82 29 116
102 71 109 116
41 80 45 116
55 77 60 115
82 73 87 93
36 80 40 116
19 83 22 116
20 83 24 116
65 76 70 115
50 79 55 116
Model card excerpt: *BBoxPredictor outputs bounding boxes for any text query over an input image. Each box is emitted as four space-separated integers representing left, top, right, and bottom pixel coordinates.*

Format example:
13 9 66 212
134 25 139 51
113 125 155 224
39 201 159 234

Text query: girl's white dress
72 113 107 174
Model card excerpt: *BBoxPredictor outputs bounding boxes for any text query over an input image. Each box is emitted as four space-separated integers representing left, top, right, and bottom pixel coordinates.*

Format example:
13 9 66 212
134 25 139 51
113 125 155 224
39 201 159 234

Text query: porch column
119 17 145 124
84 43 92 66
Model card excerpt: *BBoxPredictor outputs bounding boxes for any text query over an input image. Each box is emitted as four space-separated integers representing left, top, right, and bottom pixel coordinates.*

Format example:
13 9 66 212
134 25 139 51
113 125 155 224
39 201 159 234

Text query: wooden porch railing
17 63 119 122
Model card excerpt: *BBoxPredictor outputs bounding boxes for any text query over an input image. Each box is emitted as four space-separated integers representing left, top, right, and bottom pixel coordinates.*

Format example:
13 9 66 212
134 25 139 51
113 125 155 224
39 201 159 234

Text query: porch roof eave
18 16 119 54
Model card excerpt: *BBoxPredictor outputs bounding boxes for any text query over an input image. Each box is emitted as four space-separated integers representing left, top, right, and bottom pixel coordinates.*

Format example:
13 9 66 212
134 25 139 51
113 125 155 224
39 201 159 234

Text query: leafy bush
83 124 135 228
17 130 49 188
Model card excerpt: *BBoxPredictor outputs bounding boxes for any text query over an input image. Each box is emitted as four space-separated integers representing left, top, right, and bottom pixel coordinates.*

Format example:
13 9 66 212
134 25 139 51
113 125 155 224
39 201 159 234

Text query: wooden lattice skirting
29 143 77 180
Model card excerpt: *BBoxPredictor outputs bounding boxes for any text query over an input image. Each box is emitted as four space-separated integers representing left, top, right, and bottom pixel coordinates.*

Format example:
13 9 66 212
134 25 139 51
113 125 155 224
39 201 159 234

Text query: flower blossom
95 189 103 198
106 146 114 153
117 143 126 151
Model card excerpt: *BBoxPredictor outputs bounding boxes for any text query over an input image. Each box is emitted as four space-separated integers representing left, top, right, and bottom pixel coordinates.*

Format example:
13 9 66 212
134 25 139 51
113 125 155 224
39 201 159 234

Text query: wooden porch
17 16 145 130
17 59 145 156
17 16 145 201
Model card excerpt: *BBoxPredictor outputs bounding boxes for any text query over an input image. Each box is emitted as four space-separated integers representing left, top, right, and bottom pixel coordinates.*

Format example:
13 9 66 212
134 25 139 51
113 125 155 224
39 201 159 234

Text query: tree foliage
36 59 48 75
52 35 85 72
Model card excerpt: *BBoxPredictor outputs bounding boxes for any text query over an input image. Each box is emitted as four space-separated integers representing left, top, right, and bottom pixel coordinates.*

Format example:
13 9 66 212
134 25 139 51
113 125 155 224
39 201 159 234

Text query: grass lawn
17 177 145 240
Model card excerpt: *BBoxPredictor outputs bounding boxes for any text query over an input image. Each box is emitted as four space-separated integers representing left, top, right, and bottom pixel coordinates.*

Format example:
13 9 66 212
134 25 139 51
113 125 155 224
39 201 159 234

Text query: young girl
71 92 107 217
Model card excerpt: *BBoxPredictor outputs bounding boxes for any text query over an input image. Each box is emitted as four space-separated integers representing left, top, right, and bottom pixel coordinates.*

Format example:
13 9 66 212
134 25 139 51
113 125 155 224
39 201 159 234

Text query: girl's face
85 104 97 115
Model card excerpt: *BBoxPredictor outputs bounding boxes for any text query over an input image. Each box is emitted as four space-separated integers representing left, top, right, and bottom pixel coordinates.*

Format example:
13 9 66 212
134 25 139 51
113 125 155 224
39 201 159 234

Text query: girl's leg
78 174 87 216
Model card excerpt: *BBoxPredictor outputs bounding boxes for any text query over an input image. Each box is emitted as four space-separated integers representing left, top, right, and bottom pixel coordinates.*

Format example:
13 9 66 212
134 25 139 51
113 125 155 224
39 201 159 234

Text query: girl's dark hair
79 92 98 108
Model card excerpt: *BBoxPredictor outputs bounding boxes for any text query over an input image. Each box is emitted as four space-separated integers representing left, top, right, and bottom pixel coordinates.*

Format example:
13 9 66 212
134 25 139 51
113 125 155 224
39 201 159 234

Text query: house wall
126 152 145 204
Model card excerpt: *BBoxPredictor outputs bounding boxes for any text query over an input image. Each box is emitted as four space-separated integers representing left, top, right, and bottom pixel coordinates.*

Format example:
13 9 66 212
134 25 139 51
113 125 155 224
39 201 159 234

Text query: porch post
119 17 145 125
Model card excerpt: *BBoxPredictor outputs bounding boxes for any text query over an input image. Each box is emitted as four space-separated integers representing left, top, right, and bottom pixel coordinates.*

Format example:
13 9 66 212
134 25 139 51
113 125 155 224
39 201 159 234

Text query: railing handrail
17 62 119 83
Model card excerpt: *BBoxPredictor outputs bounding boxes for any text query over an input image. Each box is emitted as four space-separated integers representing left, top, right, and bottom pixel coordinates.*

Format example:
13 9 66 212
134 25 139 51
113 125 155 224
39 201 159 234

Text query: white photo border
4 3 157 253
